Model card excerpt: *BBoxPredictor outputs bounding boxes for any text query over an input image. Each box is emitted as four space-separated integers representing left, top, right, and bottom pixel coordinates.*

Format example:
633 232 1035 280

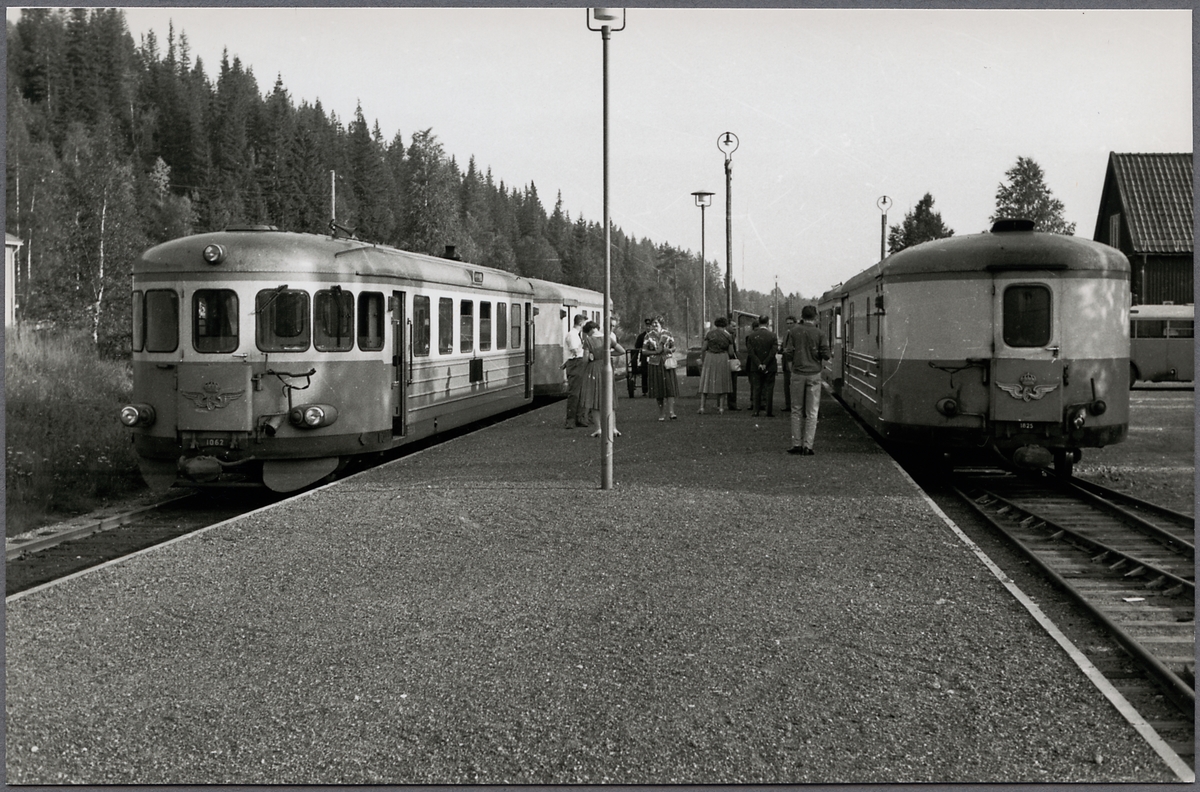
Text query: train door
990 280 1063 423
525 301 534 399
392 290 408 436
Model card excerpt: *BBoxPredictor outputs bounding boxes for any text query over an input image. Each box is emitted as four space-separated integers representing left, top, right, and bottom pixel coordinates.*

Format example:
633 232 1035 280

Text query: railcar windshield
144 289 179 353
314 288 353 352
193 289 238 353
256 288 310 352
1002 285 1051 347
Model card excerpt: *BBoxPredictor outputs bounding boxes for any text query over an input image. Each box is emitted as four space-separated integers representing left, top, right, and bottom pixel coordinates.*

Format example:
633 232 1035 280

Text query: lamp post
718 132 738 323
877 195 892 261
587 8 624 490
691 190 713 337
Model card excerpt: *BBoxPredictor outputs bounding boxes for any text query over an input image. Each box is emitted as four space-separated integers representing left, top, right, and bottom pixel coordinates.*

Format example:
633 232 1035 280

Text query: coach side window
510 302 522 348
256 288 310 352
1168 320 1194 338
496 302 508 349
144 289 179 353
460 300 474 353
1002 285 1051 347
479 302 492 351
193 289 239 353
438 297 453 354
357 291 385 351
412 295 431 356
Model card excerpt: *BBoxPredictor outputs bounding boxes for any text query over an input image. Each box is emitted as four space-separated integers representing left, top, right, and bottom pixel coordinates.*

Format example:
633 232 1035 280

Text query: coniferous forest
7 8 800 357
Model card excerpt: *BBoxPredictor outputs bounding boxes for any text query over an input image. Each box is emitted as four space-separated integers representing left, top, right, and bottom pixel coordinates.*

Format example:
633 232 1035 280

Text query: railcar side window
413 295 431 356
193 289 239 353
132 291 144 352
314 288 353 352
1002 285 1051 347
145 289 179 353
510 302 522 348
357 291 385 351
479 302 492 351
256 288 310 352
460 300 474 353
497 303 508 349
438 298 453 354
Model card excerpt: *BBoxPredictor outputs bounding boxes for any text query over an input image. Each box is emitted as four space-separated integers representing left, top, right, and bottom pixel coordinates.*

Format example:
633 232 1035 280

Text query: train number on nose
1019 422 1034 430
203 438 228 447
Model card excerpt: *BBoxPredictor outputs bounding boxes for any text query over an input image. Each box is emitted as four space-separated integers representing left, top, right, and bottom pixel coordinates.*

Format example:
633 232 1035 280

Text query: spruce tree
990 156 1076 235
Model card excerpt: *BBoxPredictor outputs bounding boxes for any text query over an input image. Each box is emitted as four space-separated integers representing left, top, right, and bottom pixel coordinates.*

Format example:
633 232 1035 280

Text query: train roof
824 225 1130 300
136 229 535 295
528 278 607 307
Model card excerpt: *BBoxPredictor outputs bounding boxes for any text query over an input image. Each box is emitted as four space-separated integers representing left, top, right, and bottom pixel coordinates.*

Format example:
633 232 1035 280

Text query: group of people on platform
563 305 830 455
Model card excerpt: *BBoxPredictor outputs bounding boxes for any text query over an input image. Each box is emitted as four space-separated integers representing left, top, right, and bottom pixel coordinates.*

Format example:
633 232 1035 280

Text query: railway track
5 489 285 597
951 468 1194 764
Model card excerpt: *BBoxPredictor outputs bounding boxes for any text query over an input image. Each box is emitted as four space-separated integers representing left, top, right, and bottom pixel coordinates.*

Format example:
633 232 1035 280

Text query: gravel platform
5 380 1182 784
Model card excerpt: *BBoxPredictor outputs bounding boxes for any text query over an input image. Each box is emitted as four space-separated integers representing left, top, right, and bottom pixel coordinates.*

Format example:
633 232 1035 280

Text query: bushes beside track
5 330 145 536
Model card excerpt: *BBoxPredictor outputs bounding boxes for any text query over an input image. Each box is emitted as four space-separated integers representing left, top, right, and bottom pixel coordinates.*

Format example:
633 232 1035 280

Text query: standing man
633 317 652 397
780 315 797 412
745 314 778 417
563 314 589 429
783 305 830 455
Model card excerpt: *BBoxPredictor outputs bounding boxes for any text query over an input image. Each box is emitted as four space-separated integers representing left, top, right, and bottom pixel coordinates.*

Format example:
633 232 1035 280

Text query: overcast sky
13 5 1192 299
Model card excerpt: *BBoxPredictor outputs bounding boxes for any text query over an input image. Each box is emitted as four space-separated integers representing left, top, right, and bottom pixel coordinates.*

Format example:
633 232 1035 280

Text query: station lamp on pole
587 7 624 490
691 190 714 336
718 132 739 323
877 195 893 261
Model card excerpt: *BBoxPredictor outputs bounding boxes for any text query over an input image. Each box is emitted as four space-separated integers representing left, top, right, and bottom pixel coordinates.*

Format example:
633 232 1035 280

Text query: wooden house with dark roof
1093 152 1193 305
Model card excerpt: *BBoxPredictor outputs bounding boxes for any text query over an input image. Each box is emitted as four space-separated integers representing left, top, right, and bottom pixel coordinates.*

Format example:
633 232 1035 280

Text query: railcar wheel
1052 449 1078 480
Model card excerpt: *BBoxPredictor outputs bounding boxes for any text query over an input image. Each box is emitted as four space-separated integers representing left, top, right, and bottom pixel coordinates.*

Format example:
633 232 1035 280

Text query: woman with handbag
642 317 679 421
697 316 735 414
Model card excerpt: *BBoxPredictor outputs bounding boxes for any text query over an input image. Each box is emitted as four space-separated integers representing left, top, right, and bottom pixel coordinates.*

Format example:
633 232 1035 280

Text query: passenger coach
120 228 589 492
818 219 1131 477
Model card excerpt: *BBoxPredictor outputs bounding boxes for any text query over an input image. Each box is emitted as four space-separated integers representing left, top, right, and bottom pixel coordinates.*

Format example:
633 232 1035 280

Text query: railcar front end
821 221 1130 476
121 229 536 492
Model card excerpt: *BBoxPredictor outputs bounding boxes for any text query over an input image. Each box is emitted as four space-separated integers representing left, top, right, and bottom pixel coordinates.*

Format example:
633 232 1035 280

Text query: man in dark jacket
633 318 652 396
782 305 830 455
745 314 778 417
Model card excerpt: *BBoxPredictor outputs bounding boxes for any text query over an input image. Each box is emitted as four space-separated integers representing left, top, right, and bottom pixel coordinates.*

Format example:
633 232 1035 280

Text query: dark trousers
749 368 776 415
639 361 649 394
782 363 792 410
564 358 587 426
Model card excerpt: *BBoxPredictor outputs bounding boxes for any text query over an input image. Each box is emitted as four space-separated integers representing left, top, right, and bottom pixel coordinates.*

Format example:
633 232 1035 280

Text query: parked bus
1129 304 1194 387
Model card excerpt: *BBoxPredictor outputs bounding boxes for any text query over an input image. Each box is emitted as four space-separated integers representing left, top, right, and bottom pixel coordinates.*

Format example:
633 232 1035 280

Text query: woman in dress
697 316 734 414
581 320 625 436
642 317 679 421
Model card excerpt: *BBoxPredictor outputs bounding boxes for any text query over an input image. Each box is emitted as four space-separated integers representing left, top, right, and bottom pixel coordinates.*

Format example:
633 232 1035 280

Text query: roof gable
1104 153 1193 254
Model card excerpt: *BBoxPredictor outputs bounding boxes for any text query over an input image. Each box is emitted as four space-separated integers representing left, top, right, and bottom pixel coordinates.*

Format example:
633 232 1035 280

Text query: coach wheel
1129 362 1139 390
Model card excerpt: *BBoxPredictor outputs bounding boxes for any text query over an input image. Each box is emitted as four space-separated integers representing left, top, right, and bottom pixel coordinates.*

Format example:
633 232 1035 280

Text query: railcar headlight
119 403 156 427
288 403 338 429
935 397 959 417
202 244 226 265
1070 408 1087 430
1088 399 1107 416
